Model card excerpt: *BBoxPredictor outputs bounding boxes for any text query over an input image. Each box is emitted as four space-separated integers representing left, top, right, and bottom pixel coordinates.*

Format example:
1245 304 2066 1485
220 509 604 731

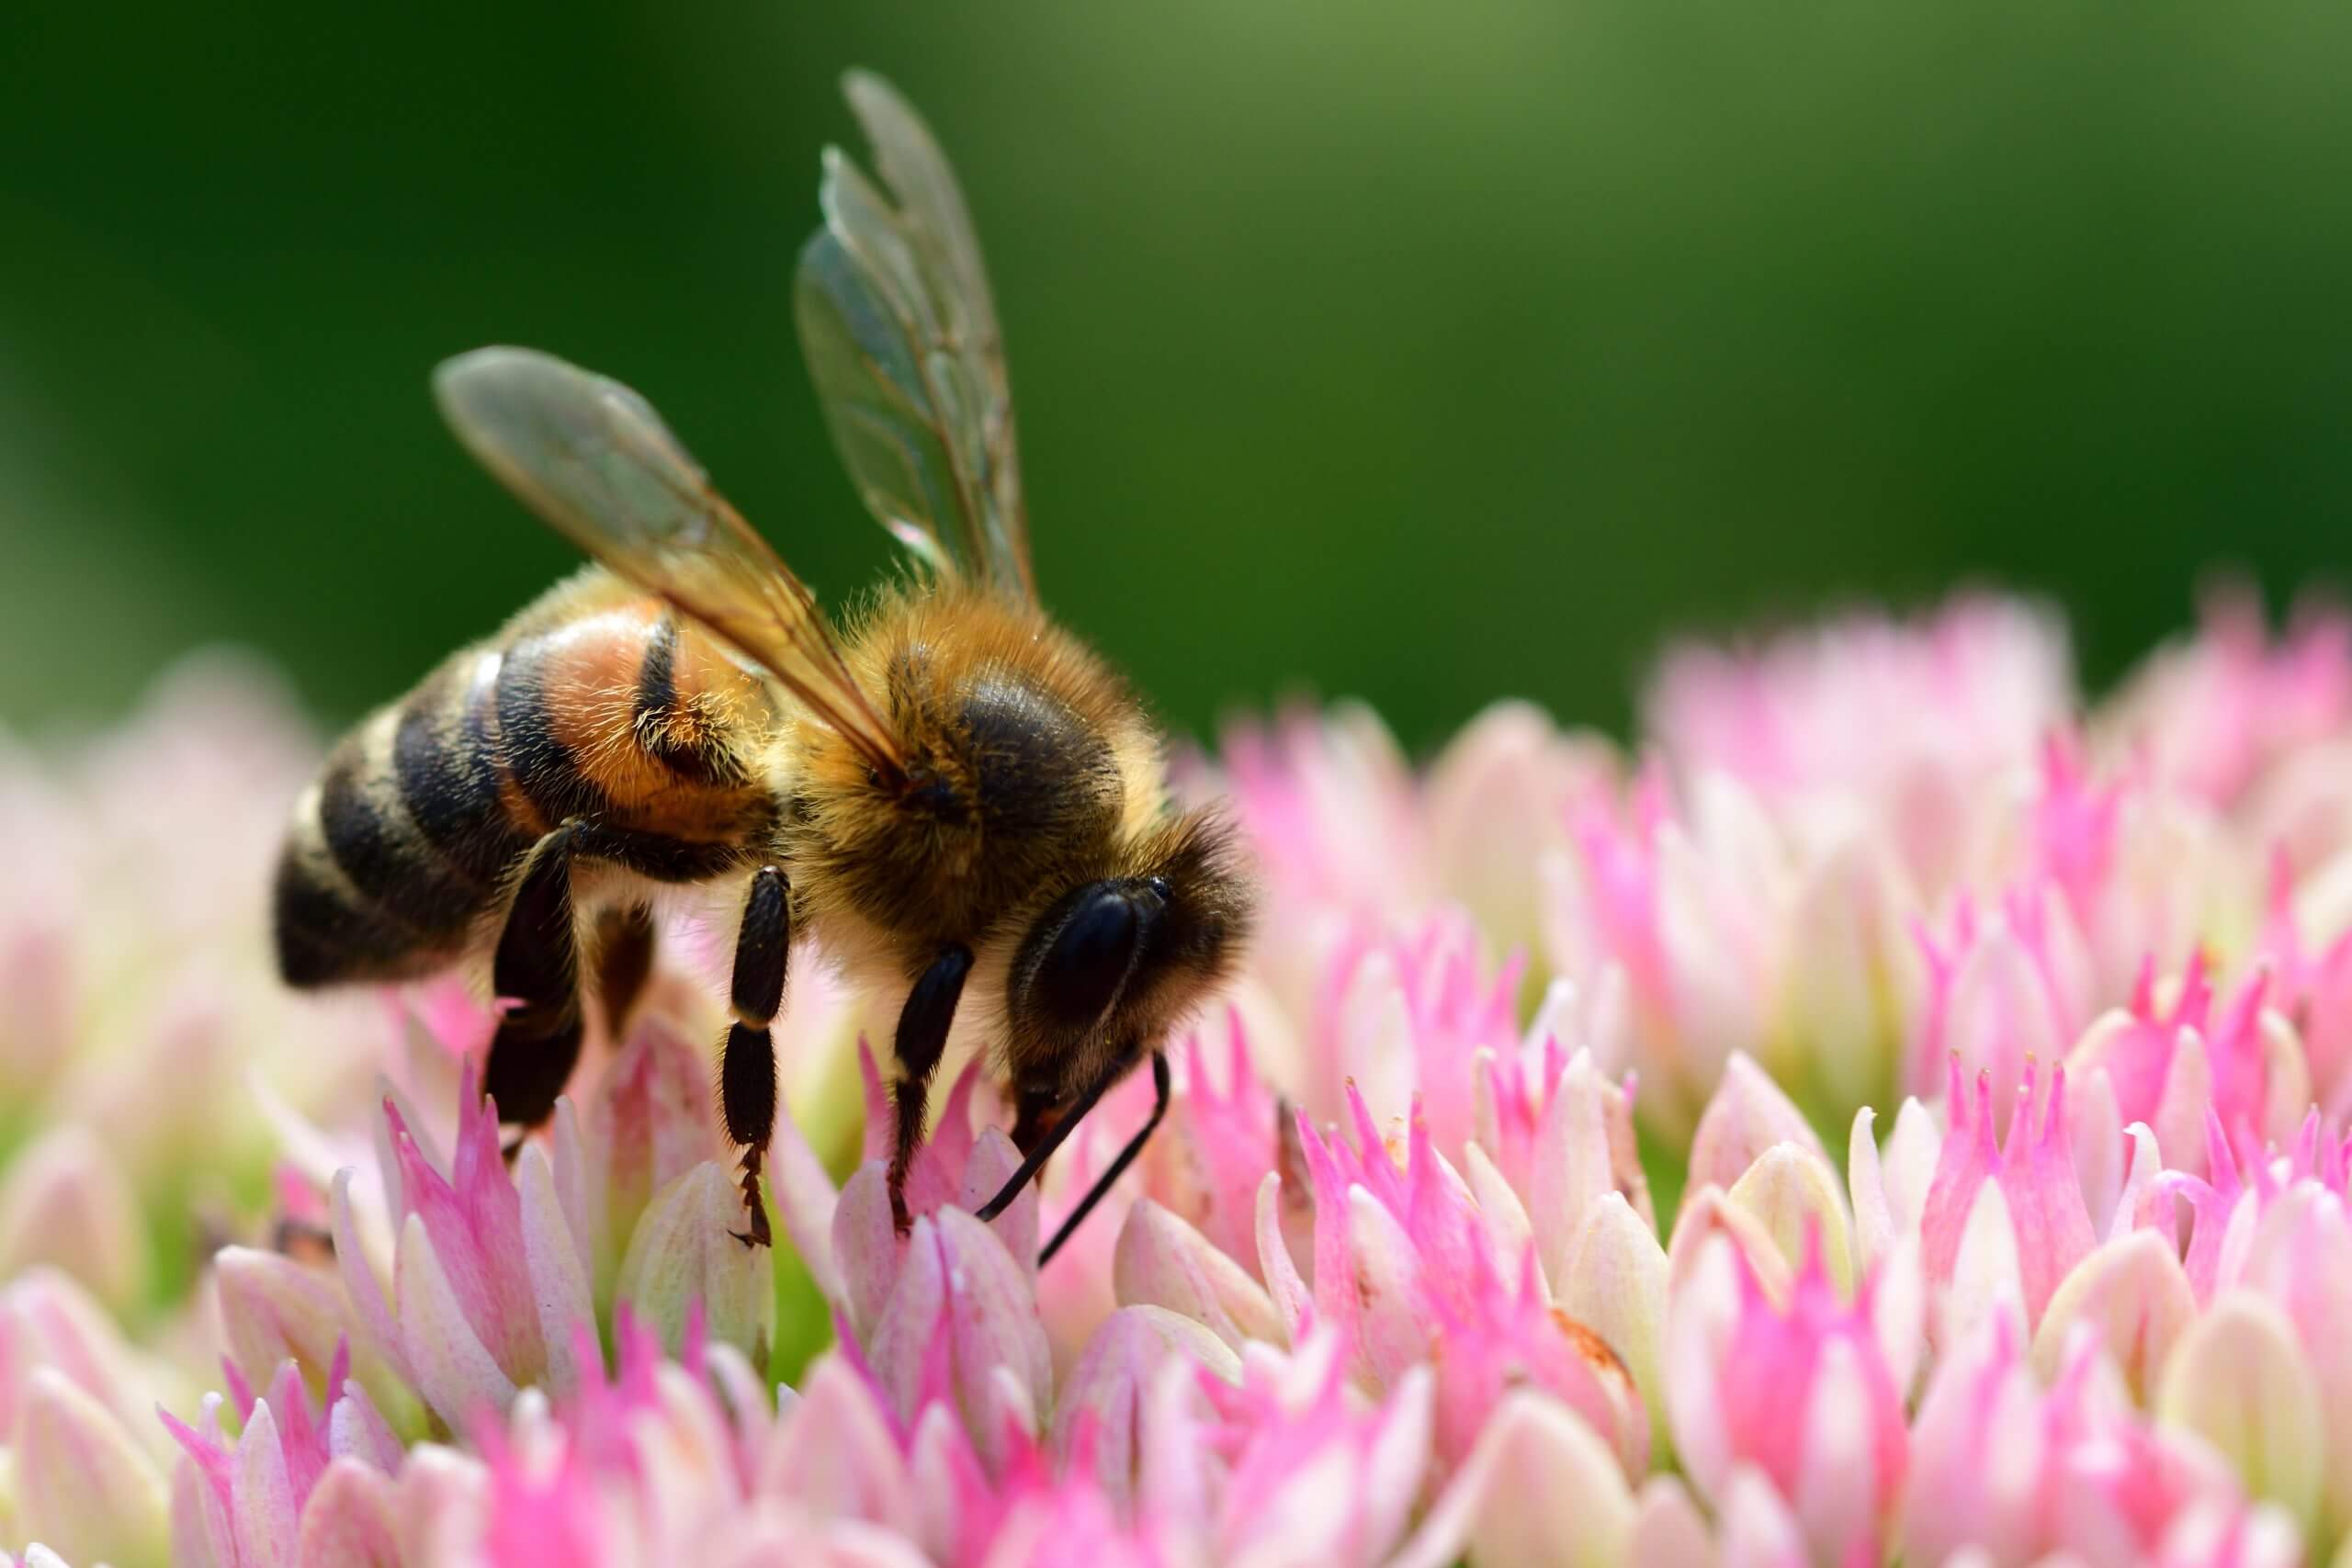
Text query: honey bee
272 72 1254 1259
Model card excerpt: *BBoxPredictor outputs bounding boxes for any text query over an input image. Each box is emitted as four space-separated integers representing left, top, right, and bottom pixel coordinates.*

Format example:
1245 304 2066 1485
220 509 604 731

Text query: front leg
719 865 790 1247
888 943 974 1234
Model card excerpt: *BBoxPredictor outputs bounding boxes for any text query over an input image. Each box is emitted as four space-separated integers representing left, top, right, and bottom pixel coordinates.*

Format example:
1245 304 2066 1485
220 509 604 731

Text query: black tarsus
720 865 790 1247
976 1048 1170 1267
888 942 976 1232
483 822 586 1130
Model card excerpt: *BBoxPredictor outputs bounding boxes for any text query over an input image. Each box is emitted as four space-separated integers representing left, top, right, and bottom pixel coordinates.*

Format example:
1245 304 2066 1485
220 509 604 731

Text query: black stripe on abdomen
272 837 435 987
395 658 533 882
316 736 487 941
631 614 744 788
633 614 681 728
496 638 612 826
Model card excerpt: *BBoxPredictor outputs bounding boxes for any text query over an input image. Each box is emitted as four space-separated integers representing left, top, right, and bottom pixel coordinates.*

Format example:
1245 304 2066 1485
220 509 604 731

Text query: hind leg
484 823 585 1128
718 865 790 1247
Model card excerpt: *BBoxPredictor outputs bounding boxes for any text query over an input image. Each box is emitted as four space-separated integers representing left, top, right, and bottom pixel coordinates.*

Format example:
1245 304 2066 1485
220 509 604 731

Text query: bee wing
794 70 1036 604
434 346 907 777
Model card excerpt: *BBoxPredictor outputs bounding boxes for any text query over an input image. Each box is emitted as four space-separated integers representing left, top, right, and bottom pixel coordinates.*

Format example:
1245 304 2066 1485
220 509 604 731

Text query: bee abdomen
274 581 782 989
494 633 610 829
395 649 536 883
488 596 777 881
275 660 513 987
272 834 432 987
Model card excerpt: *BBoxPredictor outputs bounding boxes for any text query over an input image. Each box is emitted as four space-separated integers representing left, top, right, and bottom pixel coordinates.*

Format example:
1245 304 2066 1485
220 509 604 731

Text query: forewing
794 70 1035 602
434 346 904 774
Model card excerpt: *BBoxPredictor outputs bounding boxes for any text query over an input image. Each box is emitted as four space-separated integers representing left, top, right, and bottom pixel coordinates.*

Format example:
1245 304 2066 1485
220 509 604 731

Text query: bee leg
484 822 586 1132
592 902 658 1042
719 866 790 1248
887 943 975 1235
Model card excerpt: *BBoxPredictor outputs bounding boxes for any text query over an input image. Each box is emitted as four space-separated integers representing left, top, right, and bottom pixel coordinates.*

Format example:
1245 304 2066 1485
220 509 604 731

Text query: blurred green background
4 0 2348 750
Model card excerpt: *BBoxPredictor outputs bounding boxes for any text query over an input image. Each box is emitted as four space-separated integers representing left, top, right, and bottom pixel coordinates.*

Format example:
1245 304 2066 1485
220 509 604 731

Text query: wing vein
434 346 907 782
794 72 1037 604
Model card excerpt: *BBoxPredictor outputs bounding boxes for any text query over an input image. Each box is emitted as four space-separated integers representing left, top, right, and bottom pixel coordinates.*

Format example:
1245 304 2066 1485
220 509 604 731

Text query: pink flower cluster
8 587 2352 1566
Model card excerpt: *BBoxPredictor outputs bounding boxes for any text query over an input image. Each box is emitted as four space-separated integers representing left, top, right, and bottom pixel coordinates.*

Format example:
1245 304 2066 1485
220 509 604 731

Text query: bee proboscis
273 71 1254 1258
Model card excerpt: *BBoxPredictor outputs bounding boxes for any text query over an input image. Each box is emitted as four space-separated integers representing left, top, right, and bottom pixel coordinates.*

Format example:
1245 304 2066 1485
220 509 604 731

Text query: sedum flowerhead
23 586 2352 1566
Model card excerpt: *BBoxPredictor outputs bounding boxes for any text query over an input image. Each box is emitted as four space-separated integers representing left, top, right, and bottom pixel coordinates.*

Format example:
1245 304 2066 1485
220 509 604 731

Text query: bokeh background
5 0 2349 750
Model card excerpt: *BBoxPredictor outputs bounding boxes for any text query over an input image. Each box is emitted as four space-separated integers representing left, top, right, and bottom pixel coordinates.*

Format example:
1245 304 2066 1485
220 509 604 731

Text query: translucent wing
795 70 1035 603
434 346 905 777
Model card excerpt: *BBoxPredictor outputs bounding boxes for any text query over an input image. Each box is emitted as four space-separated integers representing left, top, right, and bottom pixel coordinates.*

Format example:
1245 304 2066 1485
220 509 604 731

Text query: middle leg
718 865 790 1247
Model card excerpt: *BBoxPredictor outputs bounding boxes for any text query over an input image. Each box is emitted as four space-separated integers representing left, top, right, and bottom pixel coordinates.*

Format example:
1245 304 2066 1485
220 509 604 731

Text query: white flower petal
393 1212 518 1427
1724 1143 1853 1295
1389 1390 1634 1568
2157 1291 2324 1531
231 1400 300 1568
1791 1338 1882 1564
1560 1190 1669 1461
16 1368 169 1568
2032 1227 2196 1401
1254 1173 1309 1345
514 1141 594 1393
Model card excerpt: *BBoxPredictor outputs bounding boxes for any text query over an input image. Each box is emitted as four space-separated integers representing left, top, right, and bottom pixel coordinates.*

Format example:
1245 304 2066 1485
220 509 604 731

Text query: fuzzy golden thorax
780 580 1171 977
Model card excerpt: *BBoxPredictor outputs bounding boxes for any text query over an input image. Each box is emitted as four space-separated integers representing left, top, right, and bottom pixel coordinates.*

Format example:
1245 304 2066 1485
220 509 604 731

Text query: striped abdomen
274 571 785 987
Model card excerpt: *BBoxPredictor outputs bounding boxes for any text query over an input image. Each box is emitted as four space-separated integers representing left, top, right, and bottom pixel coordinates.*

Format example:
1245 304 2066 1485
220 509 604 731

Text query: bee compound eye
1031 882 1148 1029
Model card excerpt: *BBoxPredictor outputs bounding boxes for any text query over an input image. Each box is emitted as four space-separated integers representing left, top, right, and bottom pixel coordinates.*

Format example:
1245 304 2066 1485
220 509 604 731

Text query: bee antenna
975 1049 1171 1267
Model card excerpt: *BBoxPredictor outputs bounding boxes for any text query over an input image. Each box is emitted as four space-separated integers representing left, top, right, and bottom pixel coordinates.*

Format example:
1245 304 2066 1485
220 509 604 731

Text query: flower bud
1112 1198 1282 1350
615 1161 775 1374
2156 1291 2324 1533
0 1124 145 1310
1689 1052 1830 1196
13 1367 170 1568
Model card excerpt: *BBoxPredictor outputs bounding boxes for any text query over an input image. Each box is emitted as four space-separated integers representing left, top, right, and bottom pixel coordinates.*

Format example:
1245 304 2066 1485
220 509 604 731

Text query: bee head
1004 808 1255 1105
